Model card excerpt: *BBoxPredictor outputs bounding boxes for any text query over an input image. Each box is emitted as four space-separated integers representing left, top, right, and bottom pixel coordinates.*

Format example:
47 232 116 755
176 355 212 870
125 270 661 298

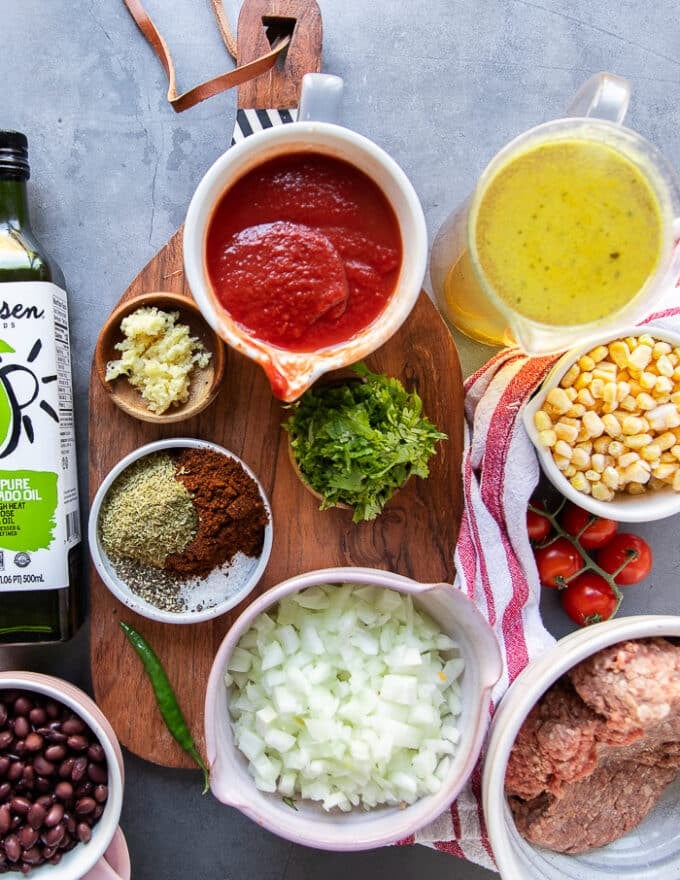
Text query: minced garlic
105 306 211 414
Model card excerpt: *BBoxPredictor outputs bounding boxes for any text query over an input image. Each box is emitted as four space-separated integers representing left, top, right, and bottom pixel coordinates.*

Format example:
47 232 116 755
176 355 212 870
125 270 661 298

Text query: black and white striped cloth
231 108 298 144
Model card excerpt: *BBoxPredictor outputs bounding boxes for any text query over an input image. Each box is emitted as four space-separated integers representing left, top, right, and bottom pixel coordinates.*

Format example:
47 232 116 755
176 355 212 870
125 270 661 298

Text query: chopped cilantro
284 364 446 523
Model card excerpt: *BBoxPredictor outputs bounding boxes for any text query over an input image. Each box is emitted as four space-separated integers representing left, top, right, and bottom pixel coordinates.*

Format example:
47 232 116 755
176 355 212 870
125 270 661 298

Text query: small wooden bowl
95 292 225 423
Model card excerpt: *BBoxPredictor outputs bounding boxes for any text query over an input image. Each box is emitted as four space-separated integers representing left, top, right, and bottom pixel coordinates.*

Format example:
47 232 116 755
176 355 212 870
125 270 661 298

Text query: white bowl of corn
523 325 680 522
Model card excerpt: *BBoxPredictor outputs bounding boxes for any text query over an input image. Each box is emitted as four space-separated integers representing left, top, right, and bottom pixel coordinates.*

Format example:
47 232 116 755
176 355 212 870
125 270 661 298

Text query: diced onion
226 583 465 811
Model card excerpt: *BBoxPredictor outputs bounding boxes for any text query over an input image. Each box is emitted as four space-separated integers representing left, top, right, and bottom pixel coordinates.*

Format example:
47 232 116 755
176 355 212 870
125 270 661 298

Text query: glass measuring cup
430 73 680 353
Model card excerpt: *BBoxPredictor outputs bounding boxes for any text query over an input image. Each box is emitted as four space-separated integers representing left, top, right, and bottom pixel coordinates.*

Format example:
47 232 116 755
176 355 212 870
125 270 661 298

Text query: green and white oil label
0 282 79 591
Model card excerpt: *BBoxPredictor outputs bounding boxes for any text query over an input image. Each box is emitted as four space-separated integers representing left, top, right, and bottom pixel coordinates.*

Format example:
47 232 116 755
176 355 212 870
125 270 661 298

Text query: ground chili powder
164 448 268 578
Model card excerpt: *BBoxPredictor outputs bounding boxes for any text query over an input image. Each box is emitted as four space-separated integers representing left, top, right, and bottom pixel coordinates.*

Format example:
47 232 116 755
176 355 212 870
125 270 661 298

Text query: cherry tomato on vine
527 505 551 542
597 533 653 585
560 503 618 550
560 573 618 626
533 537 582 588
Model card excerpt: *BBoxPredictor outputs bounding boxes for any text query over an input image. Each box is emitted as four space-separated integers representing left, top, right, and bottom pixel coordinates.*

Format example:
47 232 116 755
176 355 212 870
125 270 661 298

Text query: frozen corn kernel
545 387 572 415
534 410 553 432
618 451 640 469
601 413 622 438
538 429 557 448
641 443 662 462
590 378 605 399
674 470 680 492
653 341 672 358
622 460 651 484
621 415 647 435
654 376 674 396
553 454 571 471
628 344 653 371
571 447 591 470
607 439 625 457
578 355 596 372
647 404 680 431
656 354 674 377
618 395 639 412
639 371 658 390
652 462 676 481
589 345 610 363
671 445 680 460
591 453 606 473
593 436 610 454
577 388 595 407
561 363 580 388
570 473 591 494
626 482 647 495
602 382 618 406
555 421 579 444
624 433 653 450
636 392 657 411
582 411 605 438
609 340 630 368
566 403 586 418
575 371 593 390
602 466 620 490
592 482 615 502
554 439 574 460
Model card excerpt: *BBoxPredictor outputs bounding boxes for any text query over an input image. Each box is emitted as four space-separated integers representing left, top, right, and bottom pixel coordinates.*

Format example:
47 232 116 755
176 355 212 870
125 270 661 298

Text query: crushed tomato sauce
205 153 402 351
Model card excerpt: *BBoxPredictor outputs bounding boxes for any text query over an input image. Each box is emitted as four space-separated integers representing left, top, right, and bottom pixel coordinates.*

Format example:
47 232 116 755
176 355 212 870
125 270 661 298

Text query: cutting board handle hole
262 15 296 64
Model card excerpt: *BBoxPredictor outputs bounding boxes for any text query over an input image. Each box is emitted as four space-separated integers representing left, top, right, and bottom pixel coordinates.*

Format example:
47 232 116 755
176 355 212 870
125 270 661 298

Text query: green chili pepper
119 621 210 793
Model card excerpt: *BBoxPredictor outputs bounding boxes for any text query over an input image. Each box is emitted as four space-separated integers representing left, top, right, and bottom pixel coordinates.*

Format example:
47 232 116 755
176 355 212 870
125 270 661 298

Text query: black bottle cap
0 131 30 180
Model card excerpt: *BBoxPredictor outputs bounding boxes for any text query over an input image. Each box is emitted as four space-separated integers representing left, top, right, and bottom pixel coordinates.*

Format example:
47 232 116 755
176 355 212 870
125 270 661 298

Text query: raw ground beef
505 637 680 853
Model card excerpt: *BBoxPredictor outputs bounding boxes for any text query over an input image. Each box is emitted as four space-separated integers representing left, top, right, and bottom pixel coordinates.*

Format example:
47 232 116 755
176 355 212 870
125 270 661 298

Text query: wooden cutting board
88 0 465 769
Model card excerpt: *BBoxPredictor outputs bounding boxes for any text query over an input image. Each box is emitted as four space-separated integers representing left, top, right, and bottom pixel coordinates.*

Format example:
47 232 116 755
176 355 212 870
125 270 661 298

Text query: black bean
23 733 42 753
20 847 41 866
44 803 64 828
0 784 11 802
40 822 65 848
58 758 75 779
74 797 96 816
3 834 20 862
26 803 45 830
61 718 85 736
0 758 8 778
71 757 88 783
12 698 32 718
34 776 51 795
54 781 73 802
27 708 46 727
6 762 23 782
66 735 88 753
9 796 30 816
44 744 66 763
20 765 35 789
94 784 108 804
44 701 59 720
0 805 10 834
12 718 29 740
74 782 93 799
0 732 13 750
87 762 107 784
17 825 38 849
92 804 104 820
32 756 55 777
86 743 105 764
63 812 76 835
76 822 92 844
35 795 53 810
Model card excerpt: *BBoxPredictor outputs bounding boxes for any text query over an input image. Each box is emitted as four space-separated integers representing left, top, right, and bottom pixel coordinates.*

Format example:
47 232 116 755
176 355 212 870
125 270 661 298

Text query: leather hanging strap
122 0 290 112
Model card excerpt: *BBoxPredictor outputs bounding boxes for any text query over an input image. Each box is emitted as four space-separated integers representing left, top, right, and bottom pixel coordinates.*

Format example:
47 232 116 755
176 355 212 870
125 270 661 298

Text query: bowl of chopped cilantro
284 364 446 522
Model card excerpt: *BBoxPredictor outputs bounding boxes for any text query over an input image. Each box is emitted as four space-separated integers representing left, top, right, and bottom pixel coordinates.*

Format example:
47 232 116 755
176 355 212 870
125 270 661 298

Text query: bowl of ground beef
482 615 680 880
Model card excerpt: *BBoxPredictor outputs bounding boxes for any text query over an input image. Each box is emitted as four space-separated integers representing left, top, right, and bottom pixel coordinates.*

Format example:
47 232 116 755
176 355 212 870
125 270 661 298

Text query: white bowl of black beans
0 672 127 878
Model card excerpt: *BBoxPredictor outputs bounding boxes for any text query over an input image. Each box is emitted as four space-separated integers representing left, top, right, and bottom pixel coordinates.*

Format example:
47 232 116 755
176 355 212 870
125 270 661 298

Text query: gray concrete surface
2 1 680 877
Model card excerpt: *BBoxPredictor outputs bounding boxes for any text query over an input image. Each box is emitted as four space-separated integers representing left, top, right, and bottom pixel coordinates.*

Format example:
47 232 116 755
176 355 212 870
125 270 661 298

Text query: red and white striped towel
409 276 680 869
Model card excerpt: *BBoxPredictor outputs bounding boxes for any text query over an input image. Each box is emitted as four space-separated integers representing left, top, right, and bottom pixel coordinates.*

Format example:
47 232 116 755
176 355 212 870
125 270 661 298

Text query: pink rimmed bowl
204 566 502 851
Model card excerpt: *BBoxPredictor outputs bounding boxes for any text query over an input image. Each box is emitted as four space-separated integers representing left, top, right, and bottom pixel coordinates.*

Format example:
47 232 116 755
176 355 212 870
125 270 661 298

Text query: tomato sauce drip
205 153 402 351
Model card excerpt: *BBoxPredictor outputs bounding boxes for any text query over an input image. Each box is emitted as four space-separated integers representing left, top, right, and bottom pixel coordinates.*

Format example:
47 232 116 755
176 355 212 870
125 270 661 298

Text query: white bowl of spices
88 439 273 624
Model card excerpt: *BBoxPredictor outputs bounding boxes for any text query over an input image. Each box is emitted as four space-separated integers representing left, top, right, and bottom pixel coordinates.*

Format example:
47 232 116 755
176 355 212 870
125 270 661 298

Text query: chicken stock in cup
430 73 680 354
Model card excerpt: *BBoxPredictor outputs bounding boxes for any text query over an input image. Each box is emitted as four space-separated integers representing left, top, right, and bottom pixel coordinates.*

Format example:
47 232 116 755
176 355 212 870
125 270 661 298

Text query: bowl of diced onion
523 325 680 523
204 567 502 850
